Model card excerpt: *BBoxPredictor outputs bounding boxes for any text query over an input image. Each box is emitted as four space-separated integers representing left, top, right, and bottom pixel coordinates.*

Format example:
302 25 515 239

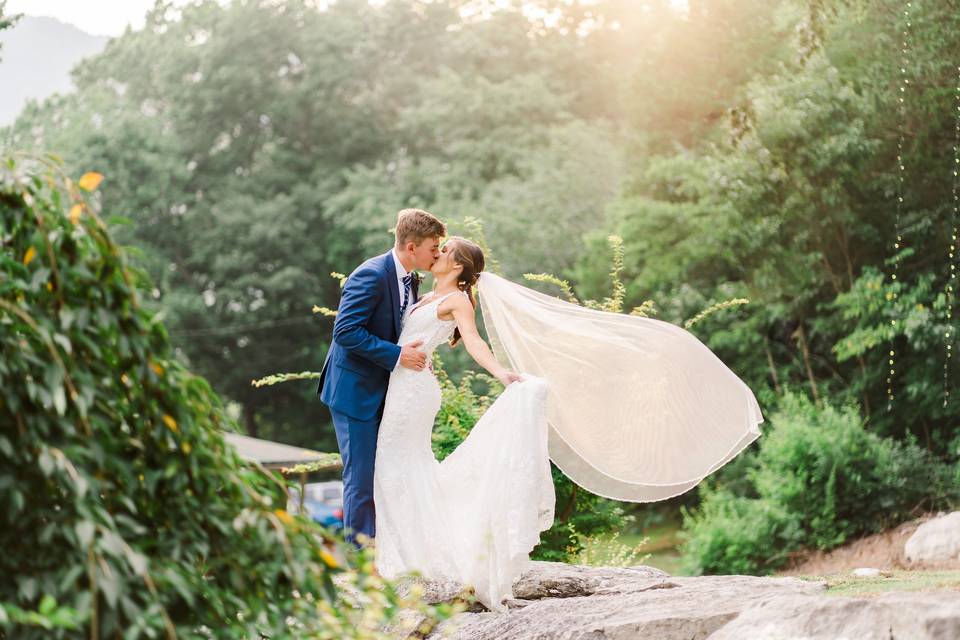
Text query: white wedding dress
373 290 556 612
373 274 764 611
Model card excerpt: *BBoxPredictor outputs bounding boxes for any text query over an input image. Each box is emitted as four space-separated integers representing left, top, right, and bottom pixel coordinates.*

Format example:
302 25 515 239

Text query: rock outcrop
387 560 960 640
905 511 960 565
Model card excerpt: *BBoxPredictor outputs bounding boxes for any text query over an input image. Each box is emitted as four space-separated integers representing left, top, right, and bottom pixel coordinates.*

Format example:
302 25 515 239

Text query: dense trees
3 0 796 450
4 0 958 572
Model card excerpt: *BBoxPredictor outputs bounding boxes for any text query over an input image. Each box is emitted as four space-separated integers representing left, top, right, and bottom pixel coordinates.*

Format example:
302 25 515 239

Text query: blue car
303 499 344 532
288 481 345 532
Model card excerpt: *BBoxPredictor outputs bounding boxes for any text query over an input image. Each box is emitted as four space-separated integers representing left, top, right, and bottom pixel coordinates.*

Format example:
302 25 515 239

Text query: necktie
400 273 413 317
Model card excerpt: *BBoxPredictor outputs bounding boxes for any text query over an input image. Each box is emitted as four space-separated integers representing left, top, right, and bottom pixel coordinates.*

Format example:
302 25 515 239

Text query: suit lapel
383 250 402 338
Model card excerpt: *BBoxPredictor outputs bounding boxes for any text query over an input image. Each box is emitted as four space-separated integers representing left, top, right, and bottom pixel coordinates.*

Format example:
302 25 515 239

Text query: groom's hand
399 340 427 371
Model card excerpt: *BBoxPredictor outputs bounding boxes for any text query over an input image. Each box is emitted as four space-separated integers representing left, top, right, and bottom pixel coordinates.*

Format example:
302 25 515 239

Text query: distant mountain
0 16 109 126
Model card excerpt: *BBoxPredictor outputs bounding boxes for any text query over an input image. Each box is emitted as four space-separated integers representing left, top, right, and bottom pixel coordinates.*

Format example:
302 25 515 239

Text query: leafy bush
0 157 444 638
681 488 800 576
681 391 959 575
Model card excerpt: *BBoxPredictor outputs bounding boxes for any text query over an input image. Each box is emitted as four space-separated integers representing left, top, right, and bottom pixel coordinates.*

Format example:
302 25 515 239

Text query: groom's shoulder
349 251 389 279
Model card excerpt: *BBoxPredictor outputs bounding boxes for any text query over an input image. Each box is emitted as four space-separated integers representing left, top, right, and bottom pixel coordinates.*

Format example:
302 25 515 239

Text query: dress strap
435 290 468 306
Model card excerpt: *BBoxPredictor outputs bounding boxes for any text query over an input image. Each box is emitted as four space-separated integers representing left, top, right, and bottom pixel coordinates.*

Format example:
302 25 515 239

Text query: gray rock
424 561 826 640
395 561 960 640
709 592 960 640
905 511 960 564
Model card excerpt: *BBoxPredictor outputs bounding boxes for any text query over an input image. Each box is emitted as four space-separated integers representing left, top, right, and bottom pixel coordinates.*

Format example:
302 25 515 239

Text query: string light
888 1 912 412
945 64 960 408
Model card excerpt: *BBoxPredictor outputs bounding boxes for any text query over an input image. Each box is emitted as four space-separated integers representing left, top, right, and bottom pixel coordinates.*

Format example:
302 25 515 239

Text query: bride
373 236 763 612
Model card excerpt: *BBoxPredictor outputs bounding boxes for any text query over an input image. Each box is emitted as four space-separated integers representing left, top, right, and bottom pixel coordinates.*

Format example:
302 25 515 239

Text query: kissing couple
318 208 764 611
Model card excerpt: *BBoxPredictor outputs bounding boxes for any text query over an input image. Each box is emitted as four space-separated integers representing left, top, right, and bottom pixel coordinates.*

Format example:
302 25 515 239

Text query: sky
7 1 688 38
6 0 195 37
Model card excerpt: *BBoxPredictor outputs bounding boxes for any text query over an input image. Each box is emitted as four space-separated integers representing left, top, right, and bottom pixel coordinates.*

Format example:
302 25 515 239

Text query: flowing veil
477 272 763 502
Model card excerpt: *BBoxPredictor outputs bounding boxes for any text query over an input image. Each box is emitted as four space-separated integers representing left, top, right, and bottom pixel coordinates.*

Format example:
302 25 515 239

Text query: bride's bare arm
445 294 521 386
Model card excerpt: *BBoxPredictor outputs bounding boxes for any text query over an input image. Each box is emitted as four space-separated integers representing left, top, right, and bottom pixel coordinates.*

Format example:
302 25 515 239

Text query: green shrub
0 157 443 638
681 488 801 575
681 391 958 575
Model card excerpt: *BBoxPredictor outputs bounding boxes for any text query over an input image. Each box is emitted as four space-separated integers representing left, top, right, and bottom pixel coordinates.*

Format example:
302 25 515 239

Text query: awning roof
223 432 341 471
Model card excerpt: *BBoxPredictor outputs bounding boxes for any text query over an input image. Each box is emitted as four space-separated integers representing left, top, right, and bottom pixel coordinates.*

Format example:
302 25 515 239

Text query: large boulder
710 592 960 640
403 561 960 640
426 561 825 640
905 512 960 565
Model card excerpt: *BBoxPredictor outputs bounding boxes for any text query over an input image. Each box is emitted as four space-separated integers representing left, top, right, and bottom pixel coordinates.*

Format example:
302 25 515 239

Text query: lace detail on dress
373 290 555 612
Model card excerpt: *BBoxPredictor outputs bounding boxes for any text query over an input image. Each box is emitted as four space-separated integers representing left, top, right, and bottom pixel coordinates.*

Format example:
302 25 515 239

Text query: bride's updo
447 236 484 346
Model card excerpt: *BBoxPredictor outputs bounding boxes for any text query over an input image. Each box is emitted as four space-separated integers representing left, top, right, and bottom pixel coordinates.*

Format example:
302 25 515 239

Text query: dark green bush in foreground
681 391 959 575
0 157 442 638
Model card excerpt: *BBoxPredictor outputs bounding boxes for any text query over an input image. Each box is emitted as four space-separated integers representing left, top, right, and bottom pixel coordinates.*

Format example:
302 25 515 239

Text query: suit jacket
317 250 419 421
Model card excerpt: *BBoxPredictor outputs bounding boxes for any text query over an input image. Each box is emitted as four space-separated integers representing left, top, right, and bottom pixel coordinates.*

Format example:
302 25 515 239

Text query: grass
799 570 960 597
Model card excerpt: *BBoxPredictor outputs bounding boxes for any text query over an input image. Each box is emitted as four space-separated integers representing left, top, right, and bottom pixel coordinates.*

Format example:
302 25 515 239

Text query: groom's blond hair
394 208 446 247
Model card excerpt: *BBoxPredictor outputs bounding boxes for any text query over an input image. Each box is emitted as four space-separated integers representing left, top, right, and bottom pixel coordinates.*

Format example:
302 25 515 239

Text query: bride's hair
447 236 484 347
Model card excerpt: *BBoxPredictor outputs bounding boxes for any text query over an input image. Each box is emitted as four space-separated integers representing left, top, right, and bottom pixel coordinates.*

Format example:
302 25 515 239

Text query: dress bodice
398 290 466 355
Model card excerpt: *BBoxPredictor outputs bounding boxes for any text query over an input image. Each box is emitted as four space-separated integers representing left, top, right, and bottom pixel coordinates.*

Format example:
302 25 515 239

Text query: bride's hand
495 369 522 386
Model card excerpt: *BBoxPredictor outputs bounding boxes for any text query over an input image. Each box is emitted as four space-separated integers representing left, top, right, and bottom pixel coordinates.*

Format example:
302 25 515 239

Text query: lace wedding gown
373 290 556 612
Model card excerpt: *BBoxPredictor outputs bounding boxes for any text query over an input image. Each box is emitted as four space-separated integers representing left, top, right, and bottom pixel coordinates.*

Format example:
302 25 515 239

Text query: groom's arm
332 266 402 371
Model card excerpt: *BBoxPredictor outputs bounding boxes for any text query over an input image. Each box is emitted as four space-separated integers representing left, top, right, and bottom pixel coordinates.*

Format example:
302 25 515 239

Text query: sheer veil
477 272 763 502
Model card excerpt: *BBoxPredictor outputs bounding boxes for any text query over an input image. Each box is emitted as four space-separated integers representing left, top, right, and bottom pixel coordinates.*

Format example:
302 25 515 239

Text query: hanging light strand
945 64 960 408
888 1 913 412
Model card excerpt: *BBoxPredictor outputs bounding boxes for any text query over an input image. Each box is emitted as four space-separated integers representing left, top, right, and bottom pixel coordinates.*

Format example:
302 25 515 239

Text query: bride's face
430 239 463 278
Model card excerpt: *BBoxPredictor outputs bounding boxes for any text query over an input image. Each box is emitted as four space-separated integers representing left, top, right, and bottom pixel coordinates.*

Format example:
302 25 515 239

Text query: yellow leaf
46 282 53 291
319 548 339 568
181 441 192 454
69 204 83 225
274 509 294 526
23 246 36 266
78 172 104 191
151 362 164 376
162 414 179 433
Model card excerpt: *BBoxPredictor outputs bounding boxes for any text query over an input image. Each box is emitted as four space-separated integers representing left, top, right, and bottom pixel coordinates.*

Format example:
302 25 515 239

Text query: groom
318 208 446 548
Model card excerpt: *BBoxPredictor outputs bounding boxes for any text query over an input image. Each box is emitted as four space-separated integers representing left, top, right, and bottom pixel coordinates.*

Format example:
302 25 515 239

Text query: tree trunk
794 322 821 405
837 222 855 288
764 335 782 395
560 485 578 523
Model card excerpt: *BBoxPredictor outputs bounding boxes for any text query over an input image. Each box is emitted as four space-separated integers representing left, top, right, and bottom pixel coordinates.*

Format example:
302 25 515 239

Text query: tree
0 156 446 637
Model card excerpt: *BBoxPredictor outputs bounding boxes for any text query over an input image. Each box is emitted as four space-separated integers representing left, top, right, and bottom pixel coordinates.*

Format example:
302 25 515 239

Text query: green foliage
571 530 651 568
0 157 446 638
681 488 799 576
3 0 793 446
7 0 958 577
535 468 632 563
597 0 960 452
681 392 959 575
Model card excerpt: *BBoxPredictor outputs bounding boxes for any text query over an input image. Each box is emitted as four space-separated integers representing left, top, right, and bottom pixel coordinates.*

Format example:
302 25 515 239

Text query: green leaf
38 594 56 616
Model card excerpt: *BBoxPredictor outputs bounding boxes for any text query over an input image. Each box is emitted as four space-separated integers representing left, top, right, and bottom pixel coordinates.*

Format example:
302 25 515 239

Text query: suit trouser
331 407 380 548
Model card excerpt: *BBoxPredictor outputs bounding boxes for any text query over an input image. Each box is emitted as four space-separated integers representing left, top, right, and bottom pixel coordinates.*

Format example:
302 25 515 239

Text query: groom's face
409 236 442 271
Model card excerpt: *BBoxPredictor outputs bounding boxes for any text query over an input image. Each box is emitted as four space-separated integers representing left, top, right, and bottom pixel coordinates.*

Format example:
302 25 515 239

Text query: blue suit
317 250 417 546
